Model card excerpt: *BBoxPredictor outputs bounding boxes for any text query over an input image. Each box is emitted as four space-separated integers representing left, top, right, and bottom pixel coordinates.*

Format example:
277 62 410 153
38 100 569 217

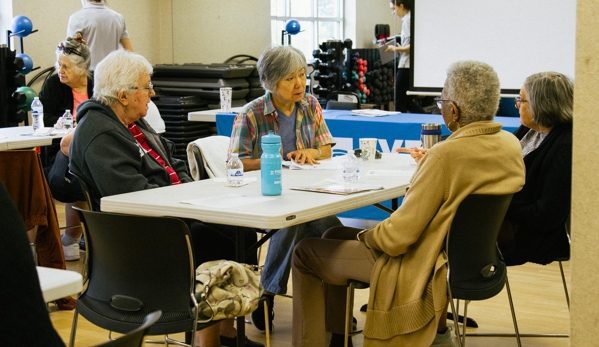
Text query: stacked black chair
152 94 211 164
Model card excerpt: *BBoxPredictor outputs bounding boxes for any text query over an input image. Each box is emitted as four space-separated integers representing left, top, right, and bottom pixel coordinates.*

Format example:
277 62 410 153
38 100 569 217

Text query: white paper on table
30 127 54 136
213 177 258 186
51 128 71 136
180 193 276 208
290 179 384 195
283 160 342 170
364 169 415 176
349 109 401 117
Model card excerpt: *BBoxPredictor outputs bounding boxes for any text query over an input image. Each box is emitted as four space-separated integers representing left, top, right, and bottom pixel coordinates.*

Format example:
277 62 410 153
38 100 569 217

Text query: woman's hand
59 130 75 157
287 148 320 166
385 44 398 53
397 146 428 164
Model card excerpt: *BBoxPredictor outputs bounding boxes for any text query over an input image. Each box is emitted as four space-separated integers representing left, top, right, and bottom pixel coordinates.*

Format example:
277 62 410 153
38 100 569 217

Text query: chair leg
504 275 522 347
68 310 79 347
448 298 463 347
344 284 354 347
264 299 271 347
558 261 570 310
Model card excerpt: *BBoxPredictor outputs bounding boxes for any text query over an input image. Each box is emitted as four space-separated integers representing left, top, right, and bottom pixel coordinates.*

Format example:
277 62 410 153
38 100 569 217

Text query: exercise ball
17 53 34 75
11 15 33 38
285 19 301 35
16 86 37 111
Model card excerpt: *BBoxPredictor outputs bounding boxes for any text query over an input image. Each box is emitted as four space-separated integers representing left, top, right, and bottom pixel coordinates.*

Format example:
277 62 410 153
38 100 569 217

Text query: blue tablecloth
217 110 521 156
216 110 522 220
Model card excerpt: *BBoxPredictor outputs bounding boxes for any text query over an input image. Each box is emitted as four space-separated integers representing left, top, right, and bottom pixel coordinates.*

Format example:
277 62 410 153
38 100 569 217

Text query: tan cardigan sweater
362 121 525 346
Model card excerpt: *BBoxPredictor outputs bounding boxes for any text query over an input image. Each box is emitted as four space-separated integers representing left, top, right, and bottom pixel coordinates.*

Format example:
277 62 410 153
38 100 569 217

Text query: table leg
235 226 246 347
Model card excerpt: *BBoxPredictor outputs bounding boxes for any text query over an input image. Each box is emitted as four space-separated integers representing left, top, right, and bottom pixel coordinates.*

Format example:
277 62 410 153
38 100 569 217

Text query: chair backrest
93 310 162 347
325 91 361 110
446 194 513 301
74 208 196 313
71 172 100 211
186 135 230 180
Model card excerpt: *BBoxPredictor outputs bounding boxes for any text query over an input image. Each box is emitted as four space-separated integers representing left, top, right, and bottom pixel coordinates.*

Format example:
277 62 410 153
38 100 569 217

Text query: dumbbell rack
311 39 351 104
345 48 395 109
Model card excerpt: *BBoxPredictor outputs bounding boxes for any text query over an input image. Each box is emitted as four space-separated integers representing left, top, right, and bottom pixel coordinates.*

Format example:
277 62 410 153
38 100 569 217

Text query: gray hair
257 45 307 93
55 36 91 78
523 72 573 127
93 50 153 106
445 60 500 125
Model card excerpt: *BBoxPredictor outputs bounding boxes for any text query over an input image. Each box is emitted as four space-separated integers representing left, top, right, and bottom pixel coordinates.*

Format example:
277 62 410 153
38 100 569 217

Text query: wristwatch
356 229 369 242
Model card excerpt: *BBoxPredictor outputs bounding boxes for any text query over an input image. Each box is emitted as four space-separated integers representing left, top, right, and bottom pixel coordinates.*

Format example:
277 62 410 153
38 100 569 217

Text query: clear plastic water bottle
226 152 244 186
30 97 44 131
343 152 360 183
62 109 74 130
261 131 282 196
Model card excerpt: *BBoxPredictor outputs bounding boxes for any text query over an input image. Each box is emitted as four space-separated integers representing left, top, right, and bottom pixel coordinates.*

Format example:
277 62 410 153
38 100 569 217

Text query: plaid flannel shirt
229 92 334 159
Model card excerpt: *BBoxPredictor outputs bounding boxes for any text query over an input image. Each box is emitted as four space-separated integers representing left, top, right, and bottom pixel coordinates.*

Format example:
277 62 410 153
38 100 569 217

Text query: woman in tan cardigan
291 61 526 347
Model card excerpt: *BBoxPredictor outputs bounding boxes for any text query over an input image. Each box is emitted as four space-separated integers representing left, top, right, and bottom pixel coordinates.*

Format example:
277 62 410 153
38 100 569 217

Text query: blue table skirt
216 110 522 221
217 110 521 157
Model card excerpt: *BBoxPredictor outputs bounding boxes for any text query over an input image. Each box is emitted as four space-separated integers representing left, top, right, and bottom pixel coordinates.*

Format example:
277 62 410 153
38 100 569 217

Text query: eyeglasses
514 95 528 108
130 81 154 93
434 97 450 109
57 43 83 57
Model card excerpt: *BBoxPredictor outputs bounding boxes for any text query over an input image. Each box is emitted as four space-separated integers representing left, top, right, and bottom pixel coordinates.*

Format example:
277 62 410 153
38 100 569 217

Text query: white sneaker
63 243 80 261
431 327 457 347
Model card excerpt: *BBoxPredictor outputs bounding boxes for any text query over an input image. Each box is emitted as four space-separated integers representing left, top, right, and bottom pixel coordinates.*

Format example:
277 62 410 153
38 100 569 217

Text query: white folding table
0 126 65 151
37 266 83 303
100 153 415 347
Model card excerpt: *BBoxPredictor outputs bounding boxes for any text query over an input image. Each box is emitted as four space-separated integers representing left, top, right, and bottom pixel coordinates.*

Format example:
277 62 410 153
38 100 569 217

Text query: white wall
8 0 170 92
171 0 271 64
356 0 395 49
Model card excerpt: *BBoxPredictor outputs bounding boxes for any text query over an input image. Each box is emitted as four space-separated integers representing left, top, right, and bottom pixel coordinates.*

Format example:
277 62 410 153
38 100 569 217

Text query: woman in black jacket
40 35 93 264
498 71 573 266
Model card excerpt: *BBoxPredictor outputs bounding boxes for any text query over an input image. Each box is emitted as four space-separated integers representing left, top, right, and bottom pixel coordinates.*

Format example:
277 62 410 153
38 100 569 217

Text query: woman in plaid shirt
229 45 342 332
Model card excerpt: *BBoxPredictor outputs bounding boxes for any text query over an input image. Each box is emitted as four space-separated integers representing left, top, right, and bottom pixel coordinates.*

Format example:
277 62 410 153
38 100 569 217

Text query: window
271 0 344 61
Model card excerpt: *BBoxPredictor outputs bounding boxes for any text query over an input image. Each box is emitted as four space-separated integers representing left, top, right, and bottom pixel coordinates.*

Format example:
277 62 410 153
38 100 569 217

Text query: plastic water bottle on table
227 153 244 186
30 97 44 131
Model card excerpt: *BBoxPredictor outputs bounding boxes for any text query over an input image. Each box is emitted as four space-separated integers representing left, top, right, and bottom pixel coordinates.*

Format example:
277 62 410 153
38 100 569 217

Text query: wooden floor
49 205 571 347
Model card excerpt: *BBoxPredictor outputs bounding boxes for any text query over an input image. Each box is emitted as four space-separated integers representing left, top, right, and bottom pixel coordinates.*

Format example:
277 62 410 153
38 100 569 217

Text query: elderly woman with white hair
291 61 526 347
40 34 93 268
69 49 263 347
228 45 342 332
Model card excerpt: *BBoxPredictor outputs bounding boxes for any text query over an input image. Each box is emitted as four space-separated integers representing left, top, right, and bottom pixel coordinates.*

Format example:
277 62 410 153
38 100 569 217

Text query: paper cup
359 138 377 161
220 87 232 112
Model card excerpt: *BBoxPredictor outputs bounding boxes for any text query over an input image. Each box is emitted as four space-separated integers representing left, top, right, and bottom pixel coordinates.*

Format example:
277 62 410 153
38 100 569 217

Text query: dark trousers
395 67 425 113
187 220 258 266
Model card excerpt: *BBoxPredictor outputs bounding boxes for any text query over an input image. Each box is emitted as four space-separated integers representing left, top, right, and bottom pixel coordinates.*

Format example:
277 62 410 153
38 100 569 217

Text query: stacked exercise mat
152 63 260 109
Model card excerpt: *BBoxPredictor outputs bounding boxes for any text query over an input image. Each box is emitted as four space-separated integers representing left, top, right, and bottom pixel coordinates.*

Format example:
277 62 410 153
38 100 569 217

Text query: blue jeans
261 215 343 294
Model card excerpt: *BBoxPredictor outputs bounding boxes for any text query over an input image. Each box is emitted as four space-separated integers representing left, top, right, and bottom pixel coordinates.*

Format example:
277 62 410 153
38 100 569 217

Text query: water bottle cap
262 130 281 144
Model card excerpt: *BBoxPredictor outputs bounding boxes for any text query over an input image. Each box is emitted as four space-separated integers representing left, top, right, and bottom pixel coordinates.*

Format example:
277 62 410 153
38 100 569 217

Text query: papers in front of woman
349 109 401 117
283 160 342 170
290 179 384 195
28 127 70 137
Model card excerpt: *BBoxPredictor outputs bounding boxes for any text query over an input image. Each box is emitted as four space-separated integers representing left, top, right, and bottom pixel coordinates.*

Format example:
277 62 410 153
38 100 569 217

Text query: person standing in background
385 0 425 113
67 0 133 70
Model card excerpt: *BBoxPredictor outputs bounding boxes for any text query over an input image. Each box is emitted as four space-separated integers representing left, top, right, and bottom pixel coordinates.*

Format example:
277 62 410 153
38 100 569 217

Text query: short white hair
93 50 153 106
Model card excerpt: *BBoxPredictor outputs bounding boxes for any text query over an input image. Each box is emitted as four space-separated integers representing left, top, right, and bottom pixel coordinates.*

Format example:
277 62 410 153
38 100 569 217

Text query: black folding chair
445 194 521 347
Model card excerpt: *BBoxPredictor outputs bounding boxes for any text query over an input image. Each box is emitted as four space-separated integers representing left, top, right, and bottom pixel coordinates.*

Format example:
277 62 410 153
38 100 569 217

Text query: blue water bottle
261 131 282 196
